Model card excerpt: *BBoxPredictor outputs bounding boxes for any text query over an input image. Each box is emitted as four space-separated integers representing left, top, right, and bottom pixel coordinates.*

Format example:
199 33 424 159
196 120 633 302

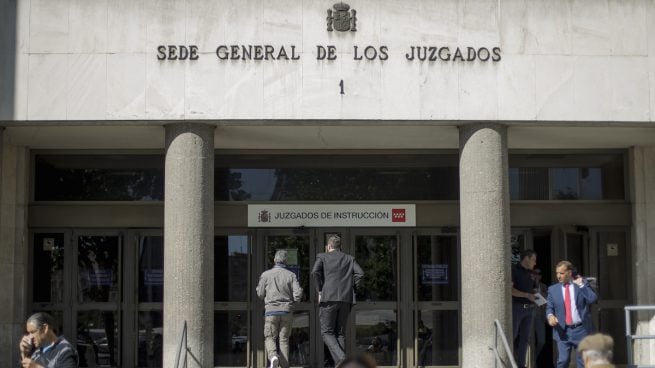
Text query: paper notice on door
534 293 547 307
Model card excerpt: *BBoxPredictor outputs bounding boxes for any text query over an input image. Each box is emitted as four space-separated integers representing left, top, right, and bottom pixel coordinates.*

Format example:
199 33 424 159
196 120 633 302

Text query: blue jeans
512 303 535 368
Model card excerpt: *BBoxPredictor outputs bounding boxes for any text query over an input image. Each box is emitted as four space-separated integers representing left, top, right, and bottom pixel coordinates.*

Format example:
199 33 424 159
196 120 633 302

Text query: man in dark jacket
311 235 364 367
19 312 78 368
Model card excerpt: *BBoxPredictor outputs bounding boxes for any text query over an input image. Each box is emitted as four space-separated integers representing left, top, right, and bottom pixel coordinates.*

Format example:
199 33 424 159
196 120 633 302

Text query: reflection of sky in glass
580 168 602 199
551 168 579 199
231 169 275 200
228 235 248 256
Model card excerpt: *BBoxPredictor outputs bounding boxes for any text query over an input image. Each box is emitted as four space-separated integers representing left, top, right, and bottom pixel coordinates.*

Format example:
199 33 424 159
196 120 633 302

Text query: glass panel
565 234 585 276
597 231 628 300
138 236 163 303
580 168 602 199
355 235 397 302
77 311 119 367
510 231 527 265
215 236 249 302
290 311 310 367
598 309 627 364
416 235 458 302
354 310 397 366
416 310 458 366
137 311 163 368
77 236 120 303
214 311 248 367
266 236 310 302
509 168 549 200
215 167 459 201
33 233 65 303
551 168 580 199
34 155 164 201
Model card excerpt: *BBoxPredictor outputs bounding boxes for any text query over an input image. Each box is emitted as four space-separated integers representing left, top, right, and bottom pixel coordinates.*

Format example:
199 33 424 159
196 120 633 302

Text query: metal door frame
411 228 461 368
71 229 125 368
255 228 319 368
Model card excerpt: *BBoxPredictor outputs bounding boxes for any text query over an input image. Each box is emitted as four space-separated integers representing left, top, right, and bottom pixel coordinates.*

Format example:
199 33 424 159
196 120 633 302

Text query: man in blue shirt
19 312 78 368
257 250 303 368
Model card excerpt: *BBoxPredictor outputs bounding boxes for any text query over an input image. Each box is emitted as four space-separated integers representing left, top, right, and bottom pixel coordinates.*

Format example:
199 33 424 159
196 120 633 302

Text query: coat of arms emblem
327 2 357 32
258 210 271 223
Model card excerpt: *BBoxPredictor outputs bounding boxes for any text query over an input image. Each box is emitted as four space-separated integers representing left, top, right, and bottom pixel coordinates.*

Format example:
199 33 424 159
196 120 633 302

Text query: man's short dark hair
520 249 536 261
327 235 341 249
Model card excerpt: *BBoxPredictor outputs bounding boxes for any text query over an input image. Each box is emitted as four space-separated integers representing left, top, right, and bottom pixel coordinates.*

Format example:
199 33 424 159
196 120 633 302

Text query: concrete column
0 130 30 366
459 124 511 367
630 147 655 364
163 123 215 367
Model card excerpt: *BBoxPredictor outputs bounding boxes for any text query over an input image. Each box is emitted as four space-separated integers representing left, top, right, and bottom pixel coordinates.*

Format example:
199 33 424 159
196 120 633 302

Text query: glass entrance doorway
254 228 460 368
512 226 632 367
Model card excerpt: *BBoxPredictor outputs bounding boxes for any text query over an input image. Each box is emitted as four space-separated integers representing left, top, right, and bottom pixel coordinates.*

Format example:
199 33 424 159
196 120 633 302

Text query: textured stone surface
0 132 30 367
631 146 655 364
1 0 654 122
163 123 215 368
459 124 511 368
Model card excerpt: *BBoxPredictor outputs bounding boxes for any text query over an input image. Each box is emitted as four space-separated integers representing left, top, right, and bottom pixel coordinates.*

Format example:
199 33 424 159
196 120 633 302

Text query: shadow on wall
0 0 18 366
0 0 17 120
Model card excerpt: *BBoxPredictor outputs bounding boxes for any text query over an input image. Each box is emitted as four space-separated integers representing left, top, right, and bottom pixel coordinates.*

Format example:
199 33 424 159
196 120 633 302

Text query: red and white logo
391 208 406 222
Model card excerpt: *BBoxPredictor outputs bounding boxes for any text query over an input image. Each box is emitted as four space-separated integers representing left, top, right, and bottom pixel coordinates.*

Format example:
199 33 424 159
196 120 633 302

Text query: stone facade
0 0 654 122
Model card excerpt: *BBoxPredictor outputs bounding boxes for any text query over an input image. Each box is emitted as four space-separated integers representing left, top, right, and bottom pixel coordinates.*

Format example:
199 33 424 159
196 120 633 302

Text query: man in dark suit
546 260 598 368
311 235 364 367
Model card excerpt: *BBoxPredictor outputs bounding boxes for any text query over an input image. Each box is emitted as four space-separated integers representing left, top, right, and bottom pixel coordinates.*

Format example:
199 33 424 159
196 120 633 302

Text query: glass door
73 231 123 367
413 230 459 367
133 230 164 368
257 230 317 368
214 231 252 367
589 228 631 364
349 230 401 367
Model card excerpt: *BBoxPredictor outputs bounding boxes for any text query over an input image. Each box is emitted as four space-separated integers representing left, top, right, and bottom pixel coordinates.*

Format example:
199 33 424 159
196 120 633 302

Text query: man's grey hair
582 350 612 365
327 235 341 250
274 250 288 264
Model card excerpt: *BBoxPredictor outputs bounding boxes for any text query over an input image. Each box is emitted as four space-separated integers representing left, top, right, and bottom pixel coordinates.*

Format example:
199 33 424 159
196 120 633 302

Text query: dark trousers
319 302 351 366
554 324 586 368
512 304 535 368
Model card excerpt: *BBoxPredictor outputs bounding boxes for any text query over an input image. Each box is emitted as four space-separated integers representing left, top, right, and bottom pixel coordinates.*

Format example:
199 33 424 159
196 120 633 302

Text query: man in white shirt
546 260 598 368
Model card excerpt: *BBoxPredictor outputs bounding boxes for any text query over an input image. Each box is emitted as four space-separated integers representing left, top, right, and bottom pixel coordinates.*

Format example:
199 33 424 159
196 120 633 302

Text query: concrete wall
631 146 655 364
0 132 30 366
0 0 654 122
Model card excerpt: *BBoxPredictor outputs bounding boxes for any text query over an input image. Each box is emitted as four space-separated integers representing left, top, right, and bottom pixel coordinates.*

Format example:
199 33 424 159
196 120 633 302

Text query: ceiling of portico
4 124 655 150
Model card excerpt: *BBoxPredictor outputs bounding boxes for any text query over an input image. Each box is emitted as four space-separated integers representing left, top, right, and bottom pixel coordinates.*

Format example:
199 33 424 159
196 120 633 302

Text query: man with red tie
546 260 598 368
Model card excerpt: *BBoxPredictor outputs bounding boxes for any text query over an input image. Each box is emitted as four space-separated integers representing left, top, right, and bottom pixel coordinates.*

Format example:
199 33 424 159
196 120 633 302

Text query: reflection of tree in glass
78 236 119 303
36 159 164 200
553 189 579 200
268 168 457 201
214 169 252 201
267 236 309 301
77 311 118 366
356 237 397 301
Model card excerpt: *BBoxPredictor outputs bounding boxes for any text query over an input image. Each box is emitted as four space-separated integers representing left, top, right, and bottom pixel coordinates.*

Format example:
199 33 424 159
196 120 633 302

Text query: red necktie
564 284 573 325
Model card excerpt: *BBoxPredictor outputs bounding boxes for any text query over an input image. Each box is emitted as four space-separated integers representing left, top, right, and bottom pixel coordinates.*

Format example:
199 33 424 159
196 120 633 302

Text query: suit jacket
546 281 598 339
311 251 364 303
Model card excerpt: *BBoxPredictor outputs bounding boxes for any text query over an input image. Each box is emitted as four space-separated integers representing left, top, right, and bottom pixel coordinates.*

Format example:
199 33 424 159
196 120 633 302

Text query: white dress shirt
560 282 583 325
